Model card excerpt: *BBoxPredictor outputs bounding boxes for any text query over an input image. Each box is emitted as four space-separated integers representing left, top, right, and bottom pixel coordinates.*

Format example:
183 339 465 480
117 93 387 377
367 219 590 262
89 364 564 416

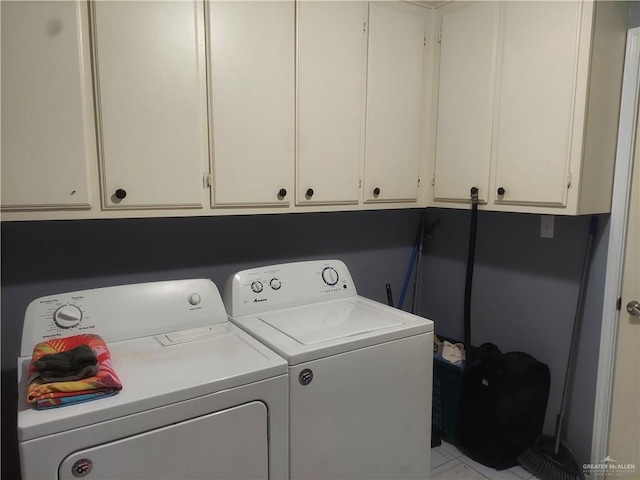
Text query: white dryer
17 279 288 480
224 260 434 480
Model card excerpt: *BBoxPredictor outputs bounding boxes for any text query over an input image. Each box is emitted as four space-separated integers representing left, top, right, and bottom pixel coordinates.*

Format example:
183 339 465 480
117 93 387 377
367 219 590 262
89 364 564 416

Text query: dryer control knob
53 304 83 328
251 281 264 293
321 267 339 286
270 278 281 290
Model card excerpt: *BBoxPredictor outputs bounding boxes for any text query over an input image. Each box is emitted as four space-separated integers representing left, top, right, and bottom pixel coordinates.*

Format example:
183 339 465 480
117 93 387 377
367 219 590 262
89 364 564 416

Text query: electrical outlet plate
540 215 555 238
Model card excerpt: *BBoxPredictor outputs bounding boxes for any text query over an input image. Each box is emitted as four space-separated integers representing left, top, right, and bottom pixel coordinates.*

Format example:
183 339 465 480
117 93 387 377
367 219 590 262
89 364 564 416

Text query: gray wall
630 0 640 28
1 210 423 479
1 207 609 477
418 208 609 466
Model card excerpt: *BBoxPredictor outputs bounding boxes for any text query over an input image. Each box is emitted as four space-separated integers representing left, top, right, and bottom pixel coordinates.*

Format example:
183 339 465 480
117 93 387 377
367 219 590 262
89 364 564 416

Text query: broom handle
554 216 598 455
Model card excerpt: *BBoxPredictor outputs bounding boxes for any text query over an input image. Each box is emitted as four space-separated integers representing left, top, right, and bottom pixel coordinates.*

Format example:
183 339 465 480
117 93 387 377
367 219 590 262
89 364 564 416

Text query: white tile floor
431 441 541 480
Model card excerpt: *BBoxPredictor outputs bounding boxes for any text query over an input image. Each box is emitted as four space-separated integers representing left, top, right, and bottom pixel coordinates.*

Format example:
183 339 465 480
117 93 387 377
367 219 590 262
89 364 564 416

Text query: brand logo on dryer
72 458 93 477
253 298 267 303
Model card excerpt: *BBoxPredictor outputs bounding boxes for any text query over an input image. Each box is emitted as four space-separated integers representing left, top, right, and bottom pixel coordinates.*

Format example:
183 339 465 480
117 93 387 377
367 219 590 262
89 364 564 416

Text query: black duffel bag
456 343 550 470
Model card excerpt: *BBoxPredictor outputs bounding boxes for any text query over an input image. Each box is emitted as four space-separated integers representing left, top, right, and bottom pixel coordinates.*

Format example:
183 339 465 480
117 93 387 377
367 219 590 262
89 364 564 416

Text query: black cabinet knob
306 188 314 198
115 189 127 200
470 187 478 195
497 187 505 196
278 188 287 198
373 187 381 196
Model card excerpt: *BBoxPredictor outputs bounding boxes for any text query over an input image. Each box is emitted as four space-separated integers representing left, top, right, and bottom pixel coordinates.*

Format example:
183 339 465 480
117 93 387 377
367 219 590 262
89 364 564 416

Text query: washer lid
230 296 434 365
258 299 402 345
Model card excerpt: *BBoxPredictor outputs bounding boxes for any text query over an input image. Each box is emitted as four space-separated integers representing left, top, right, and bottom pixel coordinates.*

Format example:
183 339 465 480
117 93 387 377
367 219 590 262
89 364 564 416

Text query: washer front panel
288 333 433 479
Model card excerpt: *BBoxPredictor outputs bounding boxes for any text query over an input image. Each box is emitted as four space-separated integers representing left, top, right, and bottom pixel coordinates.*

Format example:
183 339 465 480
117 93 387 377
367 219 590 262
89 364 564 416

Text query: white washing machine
224 260 434 480
17 279 288 480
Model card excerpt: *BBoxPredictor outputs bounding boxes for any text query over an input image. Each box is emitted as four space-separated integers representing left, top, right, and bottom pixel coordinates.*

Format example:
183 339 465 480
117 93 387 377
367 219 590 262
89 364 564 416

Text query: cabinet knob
497 187 505 196
115 189 127 200
278 188 287 199
470 187 478 195
306 188 314 198
373 187 381 196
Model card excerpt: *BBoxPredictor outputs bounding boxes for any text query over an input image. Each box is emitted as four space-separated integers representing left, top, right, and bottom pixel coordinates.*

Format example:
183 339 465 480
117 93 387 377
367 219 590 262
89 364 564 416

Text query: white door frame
592 26 640 464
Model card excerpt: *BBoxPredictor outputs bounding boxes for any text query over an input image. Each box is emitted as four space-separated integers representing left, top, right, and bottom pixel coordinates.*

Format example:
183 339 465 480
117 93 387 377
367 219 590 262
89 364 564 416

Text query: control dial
53 304 83 329
270 278 281 290
321 267 339 286
251 281 264 293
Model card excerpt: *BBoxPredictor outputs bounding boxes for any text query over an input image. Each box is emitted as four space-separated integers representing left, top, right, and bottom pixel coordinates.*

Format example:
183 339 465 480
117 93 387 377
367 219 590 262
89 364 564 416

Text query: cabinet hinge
431 176 435 187
363 22 367 33
567 172 572 188
438 31 442 44
359 178 362 189
616 297 622 311
417 177 421 187
203 173 212 188
424 35 427 46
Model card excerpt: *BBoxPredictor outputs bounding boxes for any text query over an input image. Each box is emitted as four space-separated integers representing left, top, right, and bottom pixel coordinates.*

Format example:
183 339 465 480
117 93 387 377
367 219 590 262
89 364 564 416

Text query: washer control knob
251 281 264 293
270 278 281 290
188 293 201 306
321 267 339 286
53 304 83 328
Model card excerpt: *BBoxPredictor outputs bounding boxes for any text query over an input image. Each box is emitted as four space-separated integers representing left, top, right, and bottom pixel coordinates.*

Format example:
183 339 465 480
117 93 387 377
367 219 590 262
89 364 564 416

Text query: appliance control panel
224 259 357 317
20 279 228 357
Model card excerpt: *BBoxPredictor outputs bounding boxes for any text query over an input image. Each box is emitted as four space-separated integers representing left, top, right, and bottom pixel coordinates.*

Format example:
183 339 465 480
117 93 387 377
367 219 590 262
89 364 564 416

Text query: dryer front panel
58 401 268 480
288 333 433 479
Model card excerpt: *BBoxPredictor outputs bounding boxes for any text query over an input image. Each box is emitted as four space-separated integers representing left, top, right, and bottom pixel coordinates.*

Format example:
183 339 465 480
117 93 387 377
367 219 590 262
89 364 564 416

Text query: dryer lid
17 322 287 442
258 299 402 345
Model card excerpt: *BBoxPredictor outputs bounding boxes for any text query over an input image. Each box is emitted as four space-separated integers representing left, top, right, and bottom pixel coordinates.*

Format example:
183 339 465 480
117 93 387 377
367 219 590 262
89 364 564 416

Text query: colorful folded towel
27 334 122 410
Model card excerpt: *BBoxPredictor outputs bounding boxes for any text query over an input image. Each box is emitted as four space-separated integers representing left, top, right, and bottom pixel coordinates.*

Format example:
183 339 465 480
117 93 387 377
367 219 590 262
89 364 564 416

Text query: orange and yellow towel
27 334 122 410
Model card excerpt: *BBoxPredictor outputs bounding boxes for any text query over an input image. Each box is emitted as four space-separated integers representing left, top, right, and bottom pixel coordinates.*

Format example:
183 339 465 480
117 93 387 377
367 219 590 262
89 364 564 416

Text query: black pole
464 187 479 357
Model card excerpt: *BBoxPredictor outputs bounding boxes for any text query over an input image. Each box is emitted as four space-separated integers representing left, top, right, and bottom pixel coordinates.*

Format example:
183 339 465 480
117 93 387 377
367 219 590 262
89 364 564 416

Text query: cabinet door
1 1 93 209
296 2 367 206
92 1 208 209
364 2 426 203
433 2 499 204
493 1 582 206
208 2 294 207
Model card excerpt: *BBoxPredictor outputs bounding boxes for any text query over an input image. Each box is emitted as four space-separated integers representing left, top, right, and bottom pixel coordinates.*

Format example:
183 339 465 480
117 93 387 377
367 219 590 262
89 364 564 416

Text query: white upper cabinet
431 1 628 215
493 1 581 207
296 2 368 206
1 1 94 210
92 1 208 209
207 1 294 207
433 2 499 204
2 0 436 221
364 2 427 204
